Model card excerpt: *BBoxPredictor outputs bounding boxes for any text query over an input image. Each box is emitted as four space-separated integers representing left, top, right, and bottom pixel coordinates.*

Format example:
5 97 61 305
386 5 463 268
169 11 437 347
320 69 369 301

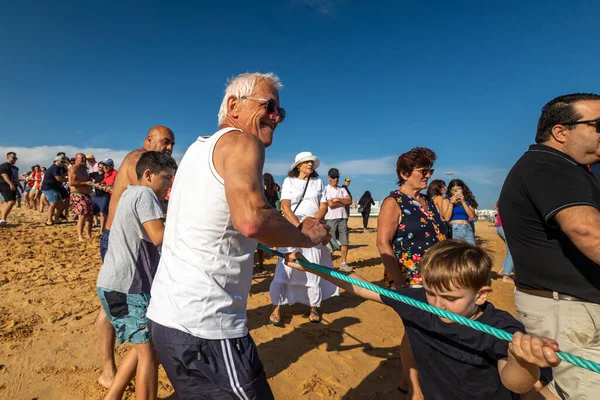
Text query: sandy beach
0 209 515 399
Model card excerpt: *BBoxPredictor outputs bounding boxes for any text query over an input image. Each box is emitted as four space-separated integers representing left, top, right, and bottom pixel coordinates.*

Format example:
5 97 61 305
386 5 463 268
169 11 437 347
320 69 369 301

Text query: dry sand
0 209 515 399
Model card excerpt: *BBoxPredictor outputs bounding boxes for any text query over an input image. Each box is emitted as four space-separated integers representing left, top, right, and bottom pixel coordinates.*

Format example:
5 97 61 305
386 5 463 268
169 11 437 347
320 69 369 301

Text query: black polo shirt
499 144 600 303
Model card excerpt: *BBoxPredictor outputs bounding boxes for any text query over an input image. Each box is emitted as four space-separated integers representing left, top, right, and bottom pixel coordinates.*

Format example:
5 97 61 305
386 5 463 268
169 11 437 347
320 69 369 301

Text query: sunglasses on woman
415 168 435 176
241 97 286 122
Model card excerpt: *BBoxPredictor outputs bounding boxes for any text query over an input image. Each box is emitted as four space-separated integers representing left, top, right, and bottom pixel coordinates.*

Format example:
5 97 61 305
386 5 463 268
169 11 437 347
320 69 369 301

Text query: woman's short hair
421 240 491 292
426 179 446 198
396 147 436 186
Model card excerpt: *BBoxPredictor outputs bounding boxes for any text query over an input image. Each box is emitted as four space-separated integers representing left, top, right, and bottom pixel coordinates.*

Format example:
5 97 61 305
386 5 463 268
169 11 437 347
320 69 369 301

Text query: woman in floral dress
376 146 447 396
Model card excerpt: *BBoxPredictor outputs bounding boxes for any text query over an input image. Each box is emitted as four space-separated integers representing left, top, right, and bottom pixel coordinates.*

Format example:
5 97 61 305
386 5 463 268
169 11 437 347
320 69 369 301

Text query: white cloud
2 146 507 189
265 155 507 186
0 145 182 171
264 155 397 176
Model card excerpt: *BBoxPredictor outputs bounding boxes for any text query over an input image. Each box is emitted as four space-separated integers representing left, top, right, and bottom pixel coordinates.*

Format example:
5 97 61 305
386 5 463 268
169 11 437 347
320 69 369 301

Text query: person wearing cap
101 159 118 191
146 73 329 399
324 167 353 272
268 152 338 325
86 154 99 174
41 156 69 225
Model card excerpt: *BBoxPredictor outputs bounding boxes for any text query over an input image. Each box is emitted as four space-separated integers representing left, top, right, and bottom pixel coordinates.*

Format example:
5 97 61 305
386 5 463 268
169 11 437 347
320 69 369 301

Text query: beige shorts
514 289 600 399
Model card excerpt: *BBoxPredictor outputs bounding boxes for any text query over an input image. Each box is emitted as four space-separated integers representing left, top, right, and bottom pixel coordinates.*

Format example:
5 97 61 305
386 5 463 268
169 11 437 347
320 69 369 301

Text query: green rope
257 244 600 374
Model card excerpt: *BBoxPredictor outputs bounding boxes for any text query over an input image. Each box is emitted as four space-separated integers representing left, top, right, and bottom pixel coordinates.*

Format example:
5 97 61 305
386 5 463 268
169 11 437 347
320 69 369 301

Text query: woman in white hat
268 152 338 325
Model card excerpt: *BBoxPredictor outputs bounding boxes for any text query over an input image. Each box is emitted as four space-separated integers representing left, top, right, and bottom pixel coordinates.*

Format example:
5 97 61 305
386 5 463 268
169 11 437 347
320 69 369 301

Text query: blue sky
1 0 598 209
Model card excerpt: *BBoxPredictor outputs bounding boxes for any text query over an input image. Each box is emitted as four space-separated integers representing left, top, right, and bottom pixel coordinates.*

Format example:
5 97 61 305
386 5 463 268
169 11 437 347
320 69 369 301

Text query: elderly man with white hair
147 72 330 399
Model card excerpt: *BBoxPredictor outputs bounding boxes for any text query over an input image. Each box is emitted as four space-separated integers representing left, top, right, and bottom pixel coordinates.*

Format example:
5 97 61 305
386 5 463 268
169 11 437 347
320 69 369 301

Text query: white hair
217 72 283 125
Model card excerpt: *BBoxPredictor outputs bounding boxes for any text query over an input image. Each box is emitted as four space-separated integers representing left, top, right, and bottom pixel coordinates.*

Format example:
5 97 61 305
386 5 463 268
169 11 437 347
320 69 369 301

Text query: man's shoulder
121 149 145 165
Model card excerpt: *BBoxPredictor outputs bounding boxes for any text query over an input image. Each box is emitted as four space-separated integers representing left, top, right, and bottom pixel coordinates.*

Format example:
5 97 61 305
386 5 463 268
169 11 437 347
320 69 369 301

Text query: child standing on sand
285 239 559 399
96 151 176 399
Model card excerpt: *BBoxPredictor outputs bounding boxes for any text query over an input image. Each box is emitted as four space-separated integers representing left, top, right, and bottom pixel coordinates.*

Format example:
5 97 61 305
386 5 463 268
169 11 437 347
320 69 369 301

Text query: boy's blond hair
421 239 492 292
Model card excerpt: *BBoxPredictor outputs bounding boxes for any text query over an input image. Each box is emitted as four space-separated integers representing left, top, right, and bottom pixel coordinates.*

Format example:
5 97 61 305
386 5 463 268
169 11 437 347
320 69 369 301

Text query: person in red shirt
101 159 118 191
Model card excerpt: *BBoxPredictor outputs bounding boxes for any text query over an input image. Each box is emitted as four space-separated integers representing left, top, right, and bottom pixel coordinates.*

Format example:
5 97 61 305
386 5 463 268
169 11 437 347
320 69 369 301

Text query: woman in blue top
447 179 478 244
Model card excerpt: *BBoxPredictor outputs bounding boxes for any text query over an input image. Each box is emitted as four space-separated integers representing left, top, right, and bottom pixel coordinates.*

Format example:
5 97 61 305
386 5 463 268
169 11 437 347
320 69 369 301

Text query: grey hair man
499 93 600 399
147 73 329 399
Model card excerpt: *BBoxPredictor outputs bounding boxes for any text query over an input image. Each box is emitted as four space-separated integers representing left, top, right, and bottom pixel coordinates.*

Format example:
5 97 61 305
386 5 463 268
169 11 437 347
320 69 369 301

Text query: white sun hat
290 151 320 171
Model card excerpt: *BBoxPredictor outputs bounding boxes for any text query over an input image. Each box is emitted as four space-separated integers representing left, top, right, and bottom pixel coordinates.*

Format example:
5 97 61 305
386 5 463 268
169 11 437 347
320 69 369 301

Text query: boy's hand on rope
509 331 561 368
284 252 309 271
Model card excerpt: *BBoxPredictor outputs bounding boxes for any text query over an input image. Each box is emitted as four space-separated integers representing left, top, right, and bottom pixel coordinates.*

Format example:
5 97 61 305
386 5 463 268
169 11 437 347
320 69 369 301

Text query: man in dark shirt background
0 151 22 226
499 93 600 398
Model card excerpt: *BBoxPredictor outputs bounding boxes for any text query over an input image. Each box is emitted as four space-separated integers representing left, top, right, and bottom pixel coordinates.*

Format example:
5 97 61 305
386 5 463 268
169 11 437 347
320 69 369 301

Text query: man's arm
217 132 327 248
54 170 68 183
1 173 14 189
554 205 600 264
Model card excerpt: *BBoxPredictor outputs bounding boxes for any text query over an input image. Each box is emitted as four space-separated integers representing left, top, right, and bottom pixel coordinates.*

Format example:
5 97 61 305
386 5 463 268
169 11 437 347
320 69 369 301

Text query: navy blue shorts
92 195 110 215
149 320 273 400
100 229 110 262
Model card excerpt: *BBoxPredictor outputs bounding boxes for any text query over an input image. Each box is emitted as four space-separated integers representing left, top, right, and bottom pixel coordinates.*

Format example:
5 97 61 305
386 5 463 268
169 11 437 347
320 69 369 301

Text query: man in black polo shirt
499 93 600 399
0 152 22 226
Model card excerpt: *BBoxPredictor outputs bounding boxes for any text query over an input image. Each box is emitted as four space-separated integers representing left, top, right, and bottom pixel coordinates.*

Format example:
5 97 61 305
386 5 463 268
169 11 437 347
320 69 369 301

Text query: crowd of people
1 74 599 400
0 152 118 238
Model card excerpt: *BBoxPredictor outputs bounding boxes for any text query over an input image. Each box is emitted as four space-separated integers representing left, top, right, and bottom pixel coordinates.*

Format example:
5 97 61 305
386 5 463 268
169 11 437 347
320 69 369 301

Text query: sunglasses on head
562 118 600 133
242 97 286 122
415 168 435 176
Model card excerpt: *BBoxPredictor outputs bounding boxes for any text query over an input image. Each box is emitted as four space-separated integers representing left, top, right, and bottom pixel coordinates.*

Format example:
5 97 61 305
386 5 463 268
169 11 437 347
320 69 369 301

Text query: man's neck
329 184 339 188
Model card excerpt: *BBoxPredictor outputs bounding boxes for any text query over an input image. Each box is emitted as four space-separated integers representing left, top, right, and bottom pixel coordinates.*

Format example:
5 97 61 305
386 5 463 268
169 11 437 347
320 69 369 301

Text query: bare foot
407 386 425 400
97 371 115 389
502 275 515 284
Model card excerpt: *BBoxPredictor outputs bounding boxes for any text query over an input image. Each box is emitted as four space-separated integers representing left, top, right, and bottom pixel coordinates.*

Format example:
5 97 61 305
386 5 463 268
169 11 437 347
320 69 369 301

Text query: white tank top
147 127 258 339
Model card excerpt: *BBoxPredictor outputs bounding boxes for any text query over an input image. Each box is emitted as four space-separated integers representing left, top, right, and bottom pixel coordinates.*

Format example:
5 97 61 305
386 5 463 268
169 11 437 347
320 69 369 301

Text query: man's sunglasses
562 118 600 133
415 168 435 176
330 175 340 179
242 97 286 122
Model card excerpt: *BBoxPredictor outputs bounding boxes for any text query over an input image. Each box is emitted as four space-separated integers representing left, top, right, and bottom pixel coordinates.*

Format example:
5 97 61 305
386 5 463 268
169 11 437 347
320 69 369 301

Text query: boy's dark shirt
382 288 523 400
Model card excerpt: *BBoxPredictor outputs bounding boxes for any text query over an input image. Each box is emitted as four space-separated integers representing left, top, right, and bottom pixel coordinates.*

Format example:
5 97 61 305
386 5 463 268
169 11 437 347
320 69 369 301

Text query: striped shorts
149 320 273 400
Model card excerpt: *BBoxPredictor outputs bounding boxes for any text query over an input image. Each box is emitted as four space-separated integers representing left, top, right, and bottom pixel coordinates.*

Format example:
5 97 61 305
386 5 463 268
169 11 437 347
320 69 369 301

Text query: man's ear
550 124 569 144
227 96 241 119
475 286 493 306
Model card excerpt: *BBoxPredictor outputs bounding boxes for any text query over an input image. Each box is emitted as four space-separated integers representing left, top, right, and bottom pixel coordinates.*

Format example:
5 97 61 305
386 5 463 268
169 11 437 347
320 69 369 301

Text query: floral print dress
384 190 447 288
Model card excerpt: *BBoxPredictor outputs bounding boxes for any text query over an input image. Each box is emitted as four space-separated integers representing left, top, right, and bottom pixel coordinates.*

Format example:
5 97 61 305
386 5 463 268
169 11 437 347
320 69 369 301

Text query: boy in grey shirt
96 151 177 399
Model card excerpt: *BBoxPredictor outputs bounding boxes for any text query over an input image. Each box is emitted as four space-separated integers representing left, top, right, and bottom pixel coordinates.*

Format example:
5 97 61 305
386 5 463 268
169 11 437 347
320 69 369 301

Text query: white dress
269 177 339 307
